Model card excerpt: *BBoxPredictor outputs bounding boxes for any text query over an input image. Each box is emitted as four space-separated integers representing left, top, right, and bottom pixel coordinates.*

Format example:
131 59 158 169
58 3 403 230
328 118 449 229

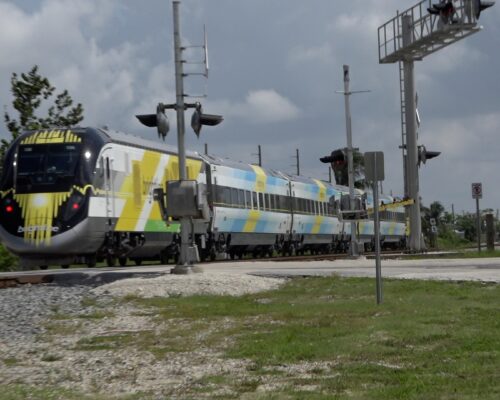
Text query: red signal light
6 205 13 213
72 203 79 210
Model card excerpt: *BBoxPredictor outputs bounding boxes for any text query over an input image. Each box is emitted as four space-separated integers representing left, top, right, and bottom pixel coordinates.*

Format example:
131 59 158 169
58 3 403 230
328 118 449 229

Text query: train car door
101 149 115 231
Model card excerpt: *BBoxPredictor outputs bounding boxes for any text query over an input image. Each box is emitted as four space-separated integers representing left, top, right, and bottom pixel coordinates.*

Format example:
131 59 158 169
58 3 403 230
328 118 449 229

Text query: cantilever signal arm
366 198 415 214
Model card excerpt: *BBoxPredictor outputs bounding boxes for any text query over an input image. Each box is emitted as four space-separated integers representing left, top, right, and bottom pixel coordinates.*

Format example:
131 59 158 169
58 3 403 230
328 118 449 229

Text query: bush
0 242 18 272
437 229 471 250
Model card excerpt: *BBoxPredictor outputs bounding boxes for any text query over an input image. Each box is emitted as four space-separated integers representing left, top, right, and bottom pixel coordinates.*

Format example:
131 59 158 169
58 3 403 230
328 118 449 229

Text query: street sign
431 225 438 234
364 152 385 182
471 182 483 199
430 218 436 226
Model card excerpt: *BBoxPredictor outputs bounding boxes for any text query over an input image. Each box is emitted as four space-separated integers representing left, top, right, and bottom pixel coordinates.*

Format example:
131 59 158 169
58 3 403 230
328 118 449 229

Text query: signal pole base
171 244 203 274
170 264 203 275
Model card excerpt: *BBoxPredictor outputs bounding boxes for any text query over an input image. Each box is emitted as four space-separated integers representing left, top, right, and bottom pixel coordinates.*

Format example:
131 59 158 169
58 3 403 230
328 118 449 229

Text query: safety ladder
398 60 408 198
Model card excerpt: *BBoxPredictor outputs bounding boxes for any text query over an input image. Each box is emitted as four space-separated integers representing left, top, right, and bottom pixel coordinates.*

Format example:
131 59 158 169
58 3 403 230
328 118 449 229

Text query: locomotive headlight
84 151 92 160
33 194 48 208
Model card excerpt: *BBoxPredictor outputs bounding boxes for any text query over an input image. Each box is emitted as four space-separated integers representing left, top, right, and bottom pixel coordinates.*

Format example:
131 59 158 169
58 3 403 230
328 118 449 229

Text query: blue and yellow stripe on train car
243 165 266 233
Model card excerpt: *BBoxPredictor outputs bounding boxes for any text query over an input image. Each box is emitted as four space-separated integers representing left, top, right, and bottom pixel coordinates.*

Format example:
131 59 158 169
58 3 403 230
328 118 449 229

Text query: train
0 127 407 269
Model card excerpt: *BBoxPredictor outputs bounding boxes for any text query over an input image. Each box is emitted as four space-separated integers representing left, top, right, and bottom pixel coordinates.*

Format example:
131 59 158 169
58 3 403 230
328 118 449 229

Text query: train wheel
106 255 116 267
160 250 169 265
118 257 127 267
86 256 97 268
61 265 70 269
40 265 48 270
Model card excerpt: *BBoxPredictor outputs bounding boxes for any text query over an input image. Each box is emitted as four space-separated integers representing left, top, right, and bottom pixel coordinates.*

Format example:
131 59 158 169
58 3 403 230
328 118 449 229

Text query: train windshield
16 143 81 193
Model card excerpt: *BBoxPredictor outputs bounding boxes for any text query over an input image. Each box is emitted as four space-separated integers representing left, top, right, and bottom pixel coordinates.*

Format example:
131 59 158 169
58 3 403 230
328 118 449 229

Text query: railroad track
0 250 415 289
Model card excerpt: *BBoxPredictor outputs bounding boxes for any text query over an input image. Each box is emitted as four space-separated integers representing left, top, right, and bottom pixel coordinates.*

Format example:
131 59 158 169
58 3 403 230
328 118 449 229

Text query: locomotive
0 127 406 269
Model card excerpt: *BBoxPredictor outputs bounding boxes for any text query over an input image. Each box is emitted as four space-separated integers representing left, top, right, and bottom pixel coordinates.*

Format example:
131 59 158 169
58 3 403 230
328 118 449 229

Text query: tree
1 65 84 164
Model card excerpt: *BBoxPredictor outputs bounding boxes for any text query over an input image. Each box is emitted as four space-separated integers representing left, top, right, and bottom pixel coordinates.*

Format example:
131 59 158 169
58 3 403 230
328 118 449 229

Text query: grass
4 277 499 399
0 385 145 400
120 276 500 399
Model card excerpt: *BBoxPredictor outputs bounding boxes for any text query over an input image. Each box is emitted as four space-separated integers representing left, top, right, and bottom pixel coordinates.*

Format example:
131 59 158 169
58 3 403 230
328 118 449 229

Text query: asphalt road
2 257 500 284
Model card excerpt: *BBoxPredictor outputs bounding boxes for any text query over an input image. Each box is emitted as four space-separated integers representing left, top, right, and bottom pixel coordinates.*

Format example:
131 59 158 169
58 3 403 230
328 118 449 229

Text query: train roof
200 154 286 180
98 127 202 159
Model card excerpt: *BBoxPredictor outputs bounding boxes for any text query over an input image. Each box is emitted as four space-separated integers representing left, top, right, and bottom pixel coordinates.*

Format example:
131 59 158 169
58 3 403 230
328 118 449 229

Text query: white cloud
288 43 333 65
210 89 300 124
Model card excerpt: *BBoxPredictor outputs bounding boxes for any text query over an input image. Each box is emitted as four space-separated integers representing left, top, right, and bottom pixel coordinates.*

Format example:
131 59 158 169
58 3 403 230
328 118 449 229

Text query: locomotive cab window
16 143 82 193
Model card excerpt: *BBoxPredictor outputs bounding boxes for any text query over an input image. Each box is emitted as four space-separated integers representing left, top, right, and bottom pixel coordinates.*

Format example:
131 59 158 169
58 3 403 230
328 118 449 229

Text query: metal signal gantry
378 0 495 252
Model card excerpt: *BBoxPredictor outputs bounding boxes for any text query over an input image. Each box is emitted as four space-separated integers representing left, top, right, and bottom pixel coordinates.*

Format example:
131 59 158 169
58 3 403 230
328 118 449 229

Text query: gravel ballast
0 272 286 398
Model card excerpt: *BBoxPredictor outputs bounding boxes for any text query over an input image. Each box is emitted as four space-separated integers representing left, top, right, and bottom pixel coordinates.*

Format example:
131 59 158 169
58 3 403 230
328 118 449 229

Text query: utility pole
339 65 369 257
252 145 262 167
136 1 222 273
293 149 300 175
171 0 194 271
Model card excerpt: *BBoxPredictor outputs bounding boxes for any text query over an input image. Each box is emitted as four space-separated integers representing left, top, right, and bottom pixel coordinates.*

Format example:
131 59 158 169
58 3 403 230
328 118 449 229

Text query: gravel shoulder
0 273 285 399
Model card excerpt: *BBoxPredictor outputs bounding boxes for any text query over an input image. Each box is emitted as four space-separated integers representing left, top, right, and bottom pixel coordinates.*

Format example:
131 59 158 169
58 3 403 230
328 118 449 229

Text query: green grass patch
2 358 19 367
121 276 500 399
0 384 145 400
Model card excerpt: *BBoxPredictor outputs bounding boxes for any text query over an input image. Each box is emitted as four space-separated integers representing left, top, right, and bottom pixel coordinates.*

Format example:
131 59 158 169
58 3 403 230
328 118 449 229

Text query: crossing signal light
320 149 348 186
418 145 441 166
428 1 455 24
136 103 170 140
473 0 495 19
191 103 223 138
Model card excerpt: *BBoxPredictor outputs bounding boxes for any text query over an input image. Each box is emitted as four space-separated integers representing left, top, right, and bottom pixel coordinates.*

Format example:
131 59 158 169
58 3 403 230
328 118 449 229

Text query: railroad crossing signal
472 182 483 199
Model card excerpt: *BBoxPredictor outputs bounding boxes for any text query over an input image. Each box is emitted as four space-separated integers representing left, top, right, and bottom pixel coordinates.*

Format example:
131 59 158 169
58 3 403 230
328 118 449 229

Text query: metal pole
343 65 358 257
402 15 423 252
172 1 197 269
296 149 300 175
258 144 262 167
329 167 332 184
476 197 481 252
373 174 382 304
204 143 208 155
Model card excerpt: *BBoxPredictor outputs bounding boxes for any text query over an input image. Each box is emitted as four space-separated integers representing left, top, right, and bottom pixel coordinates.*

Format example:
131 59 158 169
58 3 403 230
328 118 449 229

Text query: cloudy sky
1 0 499 213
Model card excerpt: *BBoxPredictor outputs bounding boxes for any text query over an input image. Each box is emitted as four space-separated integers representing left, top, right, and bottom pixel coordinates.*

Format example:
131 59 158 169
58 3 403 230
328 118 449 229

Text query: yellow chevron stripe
251 165 266 192
313 179 327 202
311 215 323 234
243 210 260 232
115 150 161 231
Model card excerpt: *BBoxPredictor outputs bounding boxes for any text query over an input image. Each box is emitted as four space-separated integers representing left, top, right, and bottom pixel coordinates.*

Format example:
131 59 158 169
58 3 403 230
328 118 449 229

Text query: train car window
265 193 271 211
252 191 257 210
238 189 244 208
270 194 275 211
215 185 224 204
231 188 238 207
259 193 264 210
245 190 251 209
224 187 231 206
